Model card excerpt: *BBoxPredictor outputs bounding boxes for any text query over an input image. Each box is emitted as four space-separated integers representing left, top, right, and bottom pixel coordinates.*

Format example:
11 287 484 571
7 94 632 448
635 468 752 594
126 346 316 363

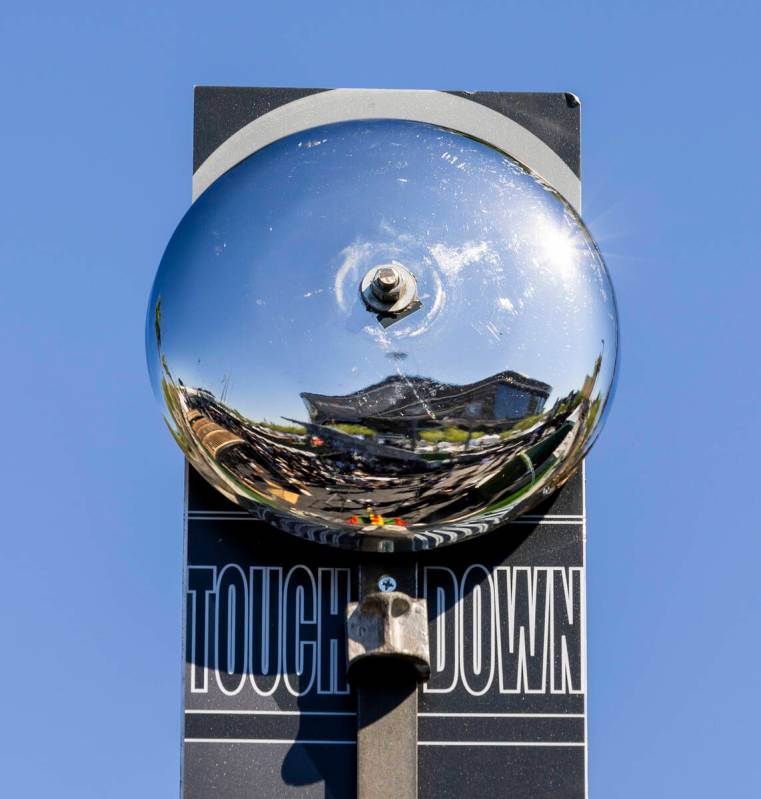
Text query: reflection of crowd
167 381 594 527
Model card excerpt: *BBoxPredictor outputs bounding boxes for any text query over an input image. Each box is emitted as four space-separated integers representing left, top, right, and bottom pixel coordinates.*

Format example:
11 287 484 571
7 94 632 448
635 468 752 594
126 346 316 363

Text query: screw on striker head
377 575 397 592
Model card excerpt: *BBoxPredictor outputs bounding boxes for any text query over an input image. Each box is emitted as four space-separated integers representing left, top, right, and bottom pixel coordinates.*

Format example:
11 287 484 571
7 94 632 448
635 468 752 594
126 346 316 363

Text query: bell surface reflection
147 118 618 551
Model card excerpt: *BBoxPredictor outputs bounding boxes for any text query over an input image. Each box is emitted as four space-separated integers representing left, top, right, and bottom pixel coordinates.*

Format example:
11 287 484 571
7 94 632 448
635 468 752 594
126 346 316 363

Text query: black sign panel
183 87 586 798
183 467 586 798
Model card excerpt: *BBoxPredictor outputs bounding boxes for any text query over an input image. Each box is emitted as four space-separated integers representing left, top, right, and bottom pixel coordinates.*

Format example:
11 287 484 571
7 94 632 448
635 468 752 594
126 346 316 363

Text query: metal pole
357 670 418 799
347 561 430 799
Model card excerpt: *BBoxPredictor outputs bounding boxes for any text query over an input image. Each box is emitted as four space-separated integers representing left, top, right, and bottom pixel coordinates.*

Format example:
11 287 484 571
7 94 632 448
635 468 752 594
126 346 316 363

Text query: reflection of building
187 408 245 458
165 379 579 530
301 371 551 432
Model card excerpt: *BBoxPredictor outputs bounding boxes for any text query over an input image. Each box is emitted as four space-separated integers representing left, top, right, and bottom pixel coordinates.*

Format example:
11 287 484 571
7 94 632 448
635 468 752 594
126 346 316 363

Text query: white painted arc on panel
192 89 581 212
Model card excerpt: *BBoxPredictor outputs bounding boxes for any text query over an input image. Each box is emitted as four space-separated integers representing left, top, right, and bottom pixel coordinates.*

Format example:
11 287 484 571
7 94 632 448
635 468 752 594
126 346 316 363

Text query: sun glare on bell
535 216 582 278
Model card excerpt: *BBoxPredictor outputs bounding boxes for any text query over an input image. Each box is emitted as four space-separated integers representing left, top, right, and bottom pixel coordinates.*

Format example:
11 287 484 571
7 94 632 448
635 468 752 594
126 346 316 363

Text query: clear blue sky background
1 1 759 796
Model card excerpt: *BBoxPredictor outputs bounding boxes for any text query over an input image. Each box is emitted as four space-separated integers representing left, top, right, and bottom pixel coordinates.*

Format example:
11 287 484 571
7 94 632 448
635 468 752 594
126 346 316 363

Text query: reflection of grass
260 420 306 436
160 377 192 455
332 423 375 437
584 396 602 438
163 416 191 457
420 427 485 444
214 461 280 508
479 423 574 512
485 459 557 512
509 414 543 432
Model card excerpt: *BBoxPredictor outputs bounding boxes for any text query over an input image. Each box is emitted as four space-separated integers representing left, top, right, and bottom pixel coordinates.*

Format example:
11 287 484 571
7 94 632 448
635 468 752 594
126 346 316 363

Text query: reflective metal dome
147 119 618 552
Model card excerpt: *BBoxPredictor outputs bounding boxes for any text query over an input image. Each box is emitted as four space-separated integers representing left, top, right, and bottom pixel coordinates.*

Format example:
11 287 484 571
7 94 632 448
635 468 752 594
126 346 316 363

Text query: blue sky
1 1 759 796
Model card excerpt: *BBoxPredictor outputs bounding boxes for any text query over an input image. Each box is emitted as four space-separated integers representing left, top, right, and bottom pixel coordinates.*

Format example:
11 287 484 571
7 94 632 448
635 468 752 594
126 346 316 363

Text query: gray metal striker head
146 118 619 553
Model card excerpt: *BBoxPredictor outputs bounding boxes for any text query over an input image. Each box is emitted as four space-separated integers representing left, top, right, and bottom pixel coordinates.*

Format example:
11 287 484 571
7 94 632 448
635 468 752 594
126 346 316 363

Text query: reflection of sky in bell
149 120 617 424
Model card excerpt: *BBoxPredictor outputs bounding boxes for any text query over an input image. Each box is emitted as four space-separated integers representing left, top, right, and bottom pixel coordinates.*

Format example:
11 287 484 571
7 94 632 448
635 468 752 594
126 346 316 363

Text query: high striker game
146 87 619 798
